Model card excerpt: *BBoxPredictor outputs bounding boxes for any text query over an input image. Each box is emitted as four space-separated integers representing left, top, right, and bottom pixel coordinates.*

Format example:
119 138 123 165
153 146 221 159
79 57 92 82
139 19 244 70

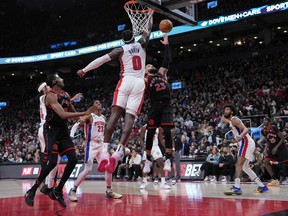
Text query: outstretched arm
158 34 170 81
77 47 123 77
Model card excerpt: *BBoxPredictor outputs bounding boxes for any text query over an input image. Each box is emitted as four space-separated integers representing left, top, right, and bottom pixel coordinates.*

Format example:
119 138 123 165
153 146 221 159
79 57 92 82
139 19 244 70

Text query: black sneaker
24 189 36 207
48 189 67 207
40 184 52 195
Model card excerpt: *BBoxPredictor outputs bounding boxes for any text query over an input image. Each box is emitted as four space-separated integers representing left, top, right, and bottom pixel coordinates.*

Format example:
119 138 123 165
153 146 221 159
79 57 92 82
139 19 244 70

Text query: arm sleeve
83 54 112 73
161 44 171 69
70 122 80 138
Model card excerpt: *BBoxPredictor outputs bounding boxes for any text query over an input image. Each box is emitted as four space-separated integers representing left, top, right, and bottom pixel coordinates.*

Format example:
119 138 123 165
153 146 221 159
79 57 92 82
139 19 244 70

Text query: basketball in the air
159 19 173 33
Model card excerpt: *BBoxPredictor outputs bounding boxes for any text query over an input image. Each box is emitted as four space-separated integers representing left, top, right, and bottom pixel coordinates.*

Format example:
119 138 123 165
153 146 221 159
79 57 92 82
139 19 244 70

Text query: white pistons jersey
120 42 146 78
39 95 47 126
229 116 255 161
84 113 105 144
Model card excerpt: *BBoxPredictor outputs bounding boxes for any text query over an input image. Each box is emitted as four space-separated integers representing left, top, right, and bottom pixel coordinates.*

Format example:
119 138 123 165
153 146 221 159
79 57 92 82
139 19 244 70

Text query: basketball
159 19 173 33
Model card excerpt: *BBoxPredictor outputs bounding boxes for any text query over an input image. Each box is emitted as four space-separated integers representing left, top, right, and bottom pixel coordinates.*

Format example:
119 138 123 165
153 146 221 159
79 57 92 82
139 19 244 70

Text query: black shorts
44 125 75 156
147 106 173 128
265 147 288 162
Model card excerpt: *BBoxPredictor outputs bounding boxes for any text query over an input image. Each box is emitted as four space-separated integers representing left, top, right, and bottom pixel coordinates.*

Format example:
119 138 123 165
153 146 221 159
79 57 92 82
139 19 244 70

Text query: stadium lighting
188 49 191 52
224 38 228 40
217 44 220 46
209 41 213 43
277 27 281 29
259 41 263 44
180 46 183 49
157 51 161 53
284 30 287 33
254 36 258 39
11 73 14 76
193 44 197 46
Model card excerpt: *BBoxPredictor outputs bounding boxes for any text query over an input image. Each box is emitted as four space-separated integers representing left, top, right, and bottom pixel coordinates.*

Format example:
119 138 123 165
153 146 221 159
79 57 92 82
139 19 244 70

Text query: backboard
136 0 208 25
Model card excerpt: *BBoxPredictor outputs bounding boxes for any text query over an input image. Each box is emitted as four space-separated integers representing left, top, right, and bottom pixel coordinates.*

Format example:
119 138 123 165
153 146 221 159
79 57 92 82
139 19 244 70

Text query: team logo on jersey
148 119 155 126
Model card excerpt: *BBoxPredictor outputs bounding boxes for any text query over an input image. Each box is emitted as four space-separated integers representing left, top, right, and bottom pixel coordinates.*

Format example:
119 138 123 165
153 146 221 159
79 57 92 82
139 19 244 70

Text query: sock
234 178 241 188
143 177 148 183
254 177 265 187
31 181 41 192
73 186 77 191
106 185 112 193
55 180 65 193
161 177 165 184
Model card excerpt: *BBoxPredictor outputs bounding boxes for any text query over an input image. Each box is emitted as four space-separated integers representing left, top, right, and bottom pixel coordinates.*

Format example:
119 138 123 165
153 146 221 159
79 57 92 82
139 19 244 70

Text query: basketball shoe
254 185 269 193
49 189 67 207
24 189 36 206
267 179 279 186
68 188 78 202
224 186 242 195
105 190 123 199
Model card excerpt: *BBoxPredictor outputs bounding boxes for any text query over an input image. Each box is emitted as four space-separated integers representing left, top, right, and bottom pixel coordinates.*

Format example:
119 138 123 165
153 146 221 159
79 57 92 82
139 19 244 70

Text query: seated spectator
197 147 220 182
217 147 234 182
128 149 142 180
116 148 131 180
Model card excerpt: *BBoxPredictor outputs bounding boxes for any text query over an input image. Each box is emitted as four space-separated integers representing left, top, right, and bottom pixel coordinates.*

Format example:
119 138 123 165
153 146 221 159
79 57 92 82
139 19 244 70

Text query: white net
124 1 154 36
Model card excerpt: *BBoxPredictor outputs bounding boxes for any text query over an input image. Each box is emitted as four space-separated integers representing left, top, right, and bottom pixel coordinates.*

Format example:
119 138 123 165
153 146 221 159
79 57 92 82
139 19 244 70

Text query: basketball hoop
124 1 154 36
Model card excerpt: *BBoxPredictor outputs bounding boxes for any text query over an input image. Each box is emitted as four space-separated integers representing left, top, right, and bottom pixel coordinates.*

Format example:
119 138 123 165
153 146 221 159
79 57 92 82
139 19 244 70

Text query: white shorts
84 141 109 164
112 76 145 116
142 145 163 161
237 135 255 161
38 125 45 152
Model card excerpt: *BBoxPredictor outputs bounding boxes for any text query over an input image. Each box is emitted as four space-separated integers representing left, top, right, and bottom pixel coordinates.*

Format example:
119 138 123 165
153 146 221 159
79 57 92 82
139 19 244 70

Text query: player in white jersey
222 104 268 195
139 125 171 189
68 100 122 201
76 13 154 175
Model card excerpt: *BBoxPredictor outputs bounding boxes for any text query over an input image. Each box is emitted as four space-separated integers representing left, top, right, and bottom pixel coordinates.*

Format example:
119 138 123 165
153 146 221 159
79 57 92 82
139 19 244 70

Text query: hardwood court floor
0 179 287 216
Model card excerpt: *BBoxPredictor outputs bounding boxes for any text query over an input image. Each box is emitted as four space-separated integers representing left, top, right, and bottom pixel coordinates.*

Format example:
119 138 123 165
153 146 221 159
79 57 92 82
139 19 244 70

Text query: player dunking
223 104 268 195
76 13 153 174
68 100 122 201
262 117 288 185
140 125 171 189
144 34 173 173
25 74 89 207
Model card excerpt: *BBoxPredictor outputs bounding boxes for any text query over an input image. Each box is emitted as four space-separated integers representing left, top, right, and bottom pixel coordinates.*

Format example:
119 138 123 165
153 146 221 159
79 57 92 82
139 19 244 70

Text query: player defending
25 74 88 207
223 104 268 195
144 33 173 173
76 13 154 174
262 117 288 185
68 100 122 201
140 125 171 189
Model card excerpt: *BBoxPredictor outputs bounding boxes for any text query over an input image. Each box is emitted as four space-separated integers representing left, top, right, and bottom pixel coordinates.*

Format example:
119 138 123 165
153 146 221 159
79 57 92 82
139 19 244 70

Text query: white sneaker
160 183 171 189
143 160 152 174
68 188 78 202
154 179 159 185
210 176 217 182
281 179 288 185
204 176 209 182
221 176 227 182
140 182 147 189
164 159 171 172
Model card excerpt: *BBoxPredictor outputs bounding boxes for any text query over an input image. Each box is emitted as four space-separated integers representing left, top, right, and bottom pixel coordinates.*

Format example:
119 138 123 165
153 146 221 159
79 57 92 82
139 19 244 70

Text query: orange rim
124 1 153 13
